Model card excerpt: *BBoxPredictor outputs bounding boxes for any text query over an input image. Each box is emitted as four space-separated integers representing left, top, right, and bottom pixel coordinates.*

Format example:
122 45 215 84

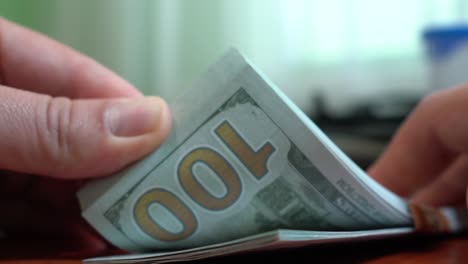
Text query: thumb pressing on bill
0 85 172 179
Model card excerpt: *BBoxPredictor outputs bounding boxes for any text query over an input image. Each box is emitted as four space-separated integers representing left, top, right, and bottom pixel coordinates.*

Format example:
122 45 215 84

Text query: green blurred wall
0 0 153 94
0 0 54 31
0 0 230 99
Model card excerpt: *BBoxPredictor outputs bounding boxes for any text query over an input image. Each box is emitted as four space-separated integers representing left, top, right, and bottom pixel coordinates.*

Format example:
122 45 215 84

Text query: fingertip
105 96 171 139
84 96 172 178
150 96 173 143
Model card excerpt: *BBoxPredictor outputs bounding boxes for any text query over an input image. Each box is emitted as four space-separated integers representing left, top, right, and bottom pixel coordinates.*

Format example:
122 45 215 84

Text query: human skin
368 83 468 207
0 17 172 257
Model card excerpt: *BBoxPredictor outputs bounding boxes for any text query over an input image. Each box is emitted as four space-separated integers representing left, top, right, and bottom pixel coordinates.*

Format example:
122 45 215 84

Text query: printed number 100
133 120 276 242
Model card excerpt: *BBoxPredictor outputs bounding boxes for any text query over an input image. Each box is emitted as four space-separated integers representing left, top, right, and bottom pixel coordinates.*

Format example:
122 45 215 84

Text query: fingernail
106 97 164 137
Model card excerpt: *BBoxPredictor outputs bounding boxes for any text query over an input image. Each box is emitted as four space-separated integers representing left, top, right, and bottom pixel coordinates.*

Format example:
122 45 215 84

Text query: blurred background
2 0 468 169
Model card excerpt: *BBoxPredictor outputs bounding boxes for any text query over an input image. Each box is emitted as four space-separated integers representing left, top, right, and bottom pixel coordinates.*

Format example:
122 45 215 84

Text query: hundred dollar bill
77 48 412 253
84 227 413 264
83 206 468 264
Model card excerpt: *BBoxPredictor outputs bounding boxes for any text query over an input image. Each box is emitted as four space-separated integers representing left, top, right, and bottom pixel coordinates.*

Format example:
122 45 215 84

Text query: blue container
423 25 468 90
423 25 468 61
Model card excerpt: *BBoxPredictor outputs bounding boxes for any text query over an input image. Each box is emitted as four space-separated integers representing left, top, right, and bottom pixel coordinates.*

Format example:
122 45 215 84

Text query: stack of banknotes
78 49 468 264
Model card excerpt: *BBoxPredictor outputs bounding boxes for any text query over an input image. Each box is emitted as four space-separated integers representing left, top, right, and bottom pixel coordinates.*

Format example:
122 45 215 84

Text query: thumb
0 85 172 179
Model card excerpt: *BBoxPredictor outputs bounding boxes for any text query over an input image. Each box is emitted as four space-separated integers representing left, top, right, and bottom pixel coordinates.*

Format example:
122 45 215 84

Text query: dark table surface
1 233 468 263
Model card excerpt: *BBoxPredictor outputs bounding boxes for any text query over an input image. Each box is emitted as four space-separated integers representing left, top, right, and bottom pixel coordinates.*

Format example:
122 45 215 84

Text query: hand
0 18 172 258
368 84 468 207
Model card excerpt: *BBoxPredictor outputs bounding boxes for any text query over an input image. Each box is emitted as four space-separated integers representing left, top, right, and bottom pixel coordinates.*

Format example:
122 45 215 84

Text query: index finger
368 84 468 197
0 17 142 99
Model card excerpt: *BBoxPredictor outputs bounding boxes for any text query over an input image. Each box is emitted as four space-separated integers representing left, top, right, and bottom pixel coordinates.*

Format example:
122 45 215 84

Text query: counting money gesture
369 84 468 207
0 18 172 257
